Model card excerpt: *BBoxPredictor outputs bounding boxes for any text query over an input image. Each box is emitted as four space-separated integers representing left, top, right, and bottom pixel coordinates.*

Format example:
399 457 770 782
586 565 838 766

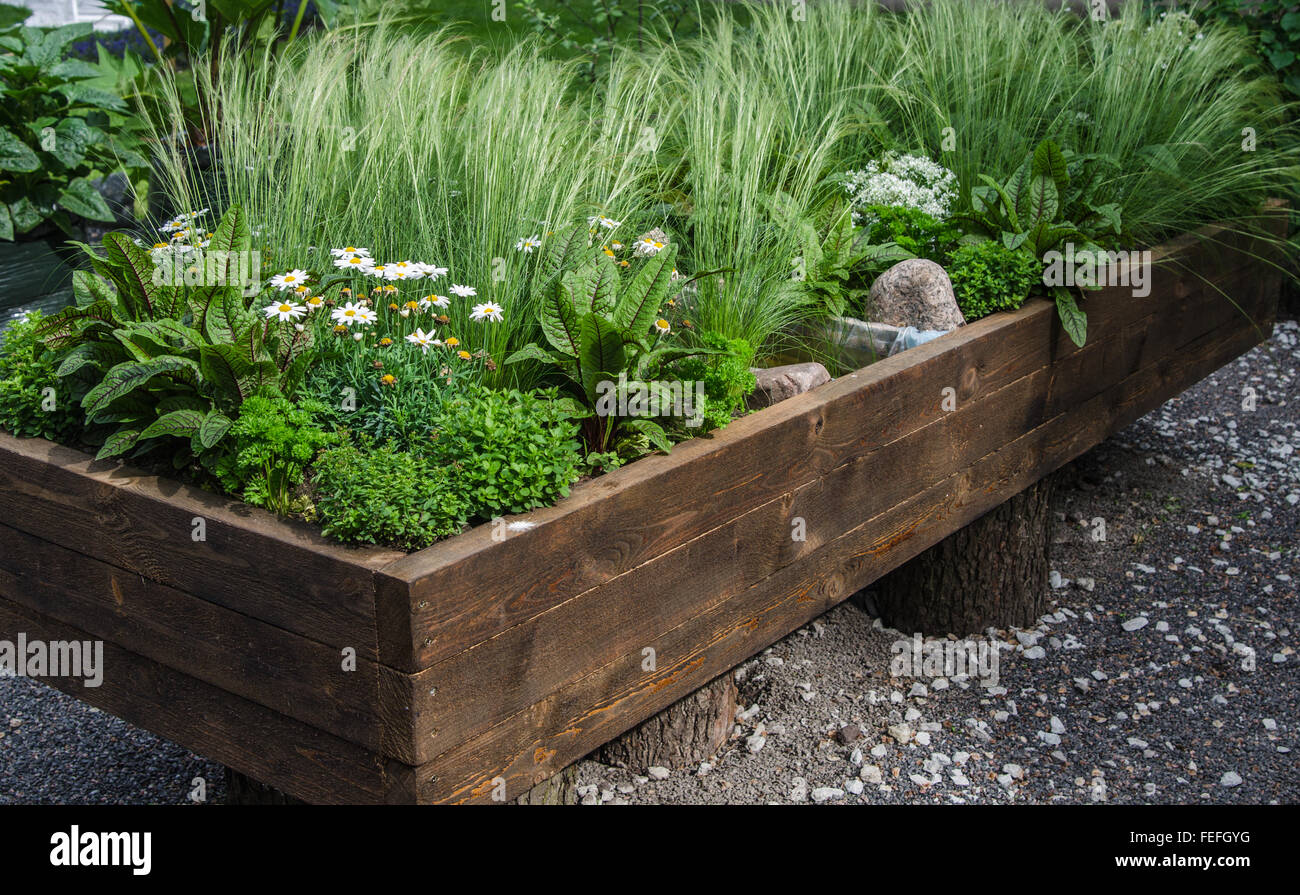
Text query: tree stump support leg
872 473 1057 637
594 672 738 772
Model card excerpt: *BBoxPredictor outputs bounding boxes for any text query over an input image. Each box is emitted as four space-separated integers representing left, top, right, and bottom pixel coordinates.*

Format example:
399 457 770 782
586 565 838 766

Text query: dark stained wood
0 598 416 804
0 433 403 660
0 522 421 764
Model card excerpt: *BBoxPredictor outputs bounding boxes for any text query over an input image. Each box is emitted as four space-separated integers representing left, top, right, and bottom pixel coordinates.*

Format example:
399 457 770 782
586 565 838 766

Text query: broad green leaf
102 231 169 318
578 313 625 404
1015 175 1058 230
72 269 117 308
95 426 143 461
0 127 39 173
504 343 558 366
540 277 583 358
56 341 123 379
1031 139 1069 191
8 197 41 232
614 245 677 336
567 250 620 316
58 177 114 222
541 222 592 285
81 355 200 418
0 203 10 241
139 408 205 441
198 410 233 450
1053 287 1087 348
620 418 672 453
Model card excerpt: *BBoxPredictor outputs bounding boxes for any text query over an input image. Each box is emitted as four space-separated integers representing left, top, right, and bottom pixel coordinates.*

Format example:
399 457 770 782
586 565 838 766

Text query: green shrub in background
313 439 468 549
216 395 339 515
1183 0 1300 97
426 384 583 520
0 311 83 440
0 5 146 239
947 241 1041 322
857 206 961 268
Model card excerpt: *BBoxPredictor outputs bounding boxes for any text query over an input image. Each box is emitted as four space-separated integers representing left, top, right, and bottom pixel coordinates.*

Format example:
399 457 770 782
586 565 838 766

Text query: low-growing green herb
947 242 1041 322
426 383 583 519
0 311 83 441
313 439 468 549
216 394 338 515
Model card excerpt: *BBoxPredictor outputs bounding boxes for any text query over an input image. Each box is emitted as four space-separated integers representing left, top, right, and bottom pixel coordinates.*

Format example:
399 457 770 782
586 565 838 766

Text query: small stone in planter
867 258 965 332
747 362 830 409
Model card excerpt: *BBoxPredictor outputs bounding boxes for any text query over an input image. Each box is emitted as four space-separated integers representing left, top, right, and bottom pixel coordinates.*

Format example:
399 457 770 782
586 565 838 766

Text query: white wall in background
22 0 133 30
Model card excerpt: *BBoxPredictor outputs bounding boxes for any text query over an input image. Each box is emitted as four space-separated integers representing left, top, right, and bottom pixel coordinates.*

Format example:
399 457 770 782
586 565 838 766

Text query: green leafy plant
313 438 468 549
946 241 1041 322
505 228 724 456
0 6 146 239
36 205 313 465
301 341 472 453
670 331 756 432
856 205 960 268
1191 0 1300 97
425 383 582 519
766 195 913 319
958 139 1110 346
216 394 338 514
0 311 84 440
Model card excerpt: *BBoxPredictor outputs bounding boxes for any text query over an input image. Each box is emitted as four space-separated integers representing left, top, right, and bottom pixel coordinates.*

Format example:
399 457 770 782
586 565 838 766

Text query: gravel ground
1 320 1295 805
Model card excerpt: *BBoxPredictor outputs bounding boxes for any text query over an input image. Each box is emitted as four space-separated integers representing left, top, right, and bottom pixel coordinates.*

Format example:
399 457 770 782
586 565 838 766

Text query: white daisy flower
635 236 666 257
366 264 391 278
451 284 477 298
421 294 450 309
588 214 621 230
263 300 305 322
653 318 671 335
516 235 541 253
330 246 372 258
331 302 366 325
405 328 437 353
417 263 448 279
355 306 378 325
469 301 504 322
270 269 310 291
334 254 374 271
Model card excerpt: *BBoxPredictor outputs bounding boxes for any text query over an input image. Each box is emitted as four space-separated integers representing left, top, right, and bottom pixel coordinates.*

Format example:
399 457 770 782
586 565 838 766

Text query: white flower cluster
842 152 958 224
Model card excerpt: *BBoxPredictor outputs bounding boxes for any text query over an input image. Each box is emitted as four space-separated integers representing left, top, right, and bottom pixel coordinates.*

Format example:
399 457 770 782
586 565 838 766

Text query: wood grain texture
0 522 421 763
0 598 416 804
0 433 402 660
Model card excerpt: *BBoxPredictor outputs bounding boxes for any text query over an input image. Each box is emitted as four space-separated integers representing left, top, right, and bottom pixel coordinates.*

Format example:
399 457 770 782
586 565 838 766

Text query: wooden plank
402 253 1271 759
0 598 416 804
416 314 1270 803
0 523 421 764
379 230 1263 672
0 433 403 661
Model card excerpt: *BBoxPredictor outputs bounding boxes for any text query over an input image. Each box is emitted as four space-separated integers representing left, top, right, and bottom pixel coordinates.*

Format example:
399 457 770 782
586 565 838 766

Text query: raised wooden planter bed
0 210 1287 803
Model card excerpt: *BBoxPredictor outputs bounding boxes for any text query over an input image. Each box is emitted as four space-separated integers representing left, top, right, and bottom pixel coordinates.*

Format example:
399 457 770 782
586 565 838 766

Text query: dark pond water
0 239 76 334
